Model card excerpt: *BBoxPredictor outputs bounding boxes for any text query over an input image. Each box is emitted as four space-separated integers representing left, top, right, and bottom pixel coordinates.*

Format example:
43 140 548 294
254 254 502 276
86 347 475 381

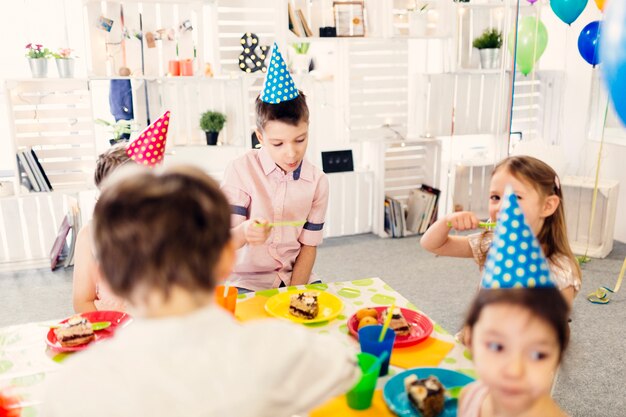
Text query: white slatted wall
215 0 279 74
7 79 97 190
411 72 510 137
345 39 409 142
384 141 428 204
452 163 494 219
510 71 564 144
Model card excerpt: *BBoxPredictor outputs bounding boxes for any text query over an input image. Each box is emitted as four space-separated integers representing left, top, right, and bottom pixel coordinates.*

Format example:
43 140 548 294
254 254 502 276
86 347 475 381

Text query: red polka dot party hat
126 111 170 166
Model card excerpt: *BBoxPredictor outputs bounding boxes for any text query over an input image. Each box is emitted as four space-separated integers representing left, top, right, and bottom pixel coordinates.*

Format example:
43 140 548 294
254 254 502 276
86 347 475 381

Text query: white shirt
43 305 360 417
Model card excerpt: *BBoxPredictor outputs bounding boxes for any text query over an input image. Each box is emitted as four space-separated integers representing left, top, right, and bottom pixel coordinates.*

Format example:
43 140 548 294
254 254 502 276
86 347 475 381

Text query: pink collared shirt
221 148 329 291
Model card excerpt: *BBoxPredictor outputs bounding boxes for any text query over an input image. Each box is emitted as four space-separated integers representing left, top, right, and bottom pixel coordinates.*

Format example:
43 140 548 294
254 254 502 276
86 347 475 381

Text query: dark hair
94 143 131 188
465 288 570 359
92 166 231 300
255 91 309 130
478 156 581 282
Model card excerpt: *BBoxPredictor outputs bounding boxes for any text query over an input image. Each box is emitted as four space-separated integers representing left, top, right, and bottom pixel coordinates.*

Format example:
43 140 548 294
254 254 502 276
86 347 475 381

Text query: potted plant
473 28 503 69
52 48 77 78
25 43 51 78
291 43 311 74
95 119 133 145
199 110 226 145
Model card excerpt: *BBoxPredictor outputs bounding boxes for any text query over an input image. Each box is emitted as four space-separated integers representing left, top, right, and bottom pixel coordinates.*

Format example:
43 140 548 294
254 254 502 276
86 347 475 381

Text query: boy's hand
244 218 272 245
445 212 480 231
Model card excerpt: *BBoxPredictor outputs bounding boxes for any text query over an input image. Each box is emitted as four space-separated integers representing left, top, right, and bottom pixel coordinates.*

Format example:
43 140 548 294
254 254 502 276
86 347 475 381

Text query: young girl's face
471 303 560 414
489 169 550 235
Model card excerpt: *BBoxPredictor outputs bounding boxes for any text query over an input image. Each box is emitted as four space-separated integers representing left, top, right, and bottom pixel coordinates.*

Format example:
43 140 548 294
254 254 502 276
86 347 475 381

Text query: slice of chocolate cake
404 375 445 417
54 315 95 347
381 307 411 336
289 292 319 319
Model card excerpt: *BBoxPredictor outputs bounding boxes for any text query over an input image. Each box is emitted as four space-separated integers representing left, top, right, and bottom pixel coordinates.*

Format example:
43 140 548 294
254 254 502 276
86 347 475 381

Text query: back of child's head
92 165 231 301
255 91 309 130
493 155 580 278
465 287 570 359
94 143 131 189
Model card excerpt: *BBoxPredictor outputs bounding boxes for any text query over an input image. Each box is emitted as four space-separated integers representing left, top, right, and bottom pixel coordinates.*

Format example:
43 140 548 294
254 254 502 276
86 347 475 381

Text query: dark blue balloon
601 0 626 126
578 21 601 67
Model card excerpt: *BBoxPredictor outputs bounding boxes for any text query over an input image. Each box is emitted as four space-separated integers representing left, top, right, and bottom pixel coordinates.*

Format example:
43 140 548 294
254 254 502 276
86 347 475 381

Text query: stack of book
16 149 53 192
50 198 81 270
385 184 440 238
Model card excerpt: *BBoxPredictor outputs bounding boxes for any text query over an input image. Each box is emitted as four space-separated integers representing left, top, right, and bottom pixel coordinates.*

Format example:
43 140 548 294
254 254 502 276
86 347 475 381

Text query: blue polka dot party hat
481 186 555 289
260 42 299 104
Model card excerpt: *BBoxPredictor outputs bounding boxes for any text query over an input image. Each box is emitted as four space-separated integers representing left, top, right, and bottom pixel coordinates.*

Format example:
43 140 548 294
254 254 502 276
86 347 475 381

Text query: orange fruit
356 308 378 321
358 316 378 330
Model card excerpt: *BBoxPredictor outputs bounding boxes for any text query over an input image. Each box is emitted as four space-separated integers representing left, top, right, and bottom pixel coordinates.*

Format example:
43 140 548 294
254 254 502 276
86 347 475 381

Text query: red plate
347 306 433 348
46 310 132 353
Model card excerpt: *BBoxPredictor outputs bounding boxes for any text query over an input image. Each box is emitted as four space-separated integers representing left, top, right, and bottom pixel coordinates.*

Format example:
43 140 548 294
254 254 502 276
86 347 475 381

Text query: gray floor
1 234 625 416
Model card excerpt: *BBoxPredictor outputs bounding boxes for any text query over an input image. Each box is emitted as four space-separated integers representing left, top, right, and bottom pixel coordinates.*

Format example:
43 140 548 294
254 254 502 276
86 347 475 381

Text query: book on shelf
30 149 53 191
288 3 302 37
419 184 440 233
17 152 41 192
50 198 81 270
406 184 441 235
16 149 52 192
384 196 407 238
296 9 314 37
16 155 36 192
50 214 71 270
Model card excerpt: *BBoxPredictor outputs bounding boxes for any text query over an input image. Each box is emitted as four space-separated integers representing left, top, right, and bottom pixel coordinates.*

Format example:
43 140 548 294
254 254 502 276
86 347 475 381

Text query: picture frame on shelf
333 1 365 37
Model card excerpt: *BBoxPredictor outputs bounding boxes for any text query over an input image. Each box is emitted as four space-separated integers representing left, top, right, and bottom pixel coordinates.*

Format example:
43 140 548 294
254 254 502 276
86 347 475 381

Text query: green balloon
508 17 549 75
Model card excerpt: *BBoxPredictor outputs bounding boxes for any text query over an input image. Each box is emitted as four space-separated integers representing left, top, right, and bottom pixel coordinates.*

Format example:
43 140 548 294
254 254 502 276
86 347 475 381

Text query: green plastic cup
346 352 380 410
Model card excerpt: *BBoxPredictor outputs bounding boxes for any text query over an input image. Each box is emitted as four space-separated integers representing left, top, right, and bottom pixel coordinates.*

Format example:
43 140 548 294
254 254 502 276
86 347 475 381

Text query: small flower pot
55 58 75 78
205 131 219 146
28 58 48 78
478 48 500 70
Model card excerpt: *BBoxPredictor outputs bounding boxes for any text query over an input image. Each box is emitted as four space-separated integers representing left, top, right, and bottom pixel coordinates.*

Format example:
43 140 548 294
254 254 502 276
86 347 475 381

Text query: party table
0 278 475 417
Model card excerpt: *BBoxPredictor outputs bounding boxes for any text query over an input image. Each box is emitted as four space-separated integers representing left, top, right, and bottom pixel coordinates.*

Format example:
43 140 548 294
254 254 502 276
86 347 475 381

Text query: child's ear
541 194 560 218
214 239 236 283
255 129 265 146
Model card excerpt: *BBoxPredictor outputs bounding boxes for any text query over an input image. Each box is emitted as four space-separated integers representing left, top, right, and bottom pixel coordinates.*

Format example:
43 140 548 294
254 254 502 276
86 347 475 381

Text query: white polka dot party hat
126 111 169 167
260 42 299 104
481 186 555 289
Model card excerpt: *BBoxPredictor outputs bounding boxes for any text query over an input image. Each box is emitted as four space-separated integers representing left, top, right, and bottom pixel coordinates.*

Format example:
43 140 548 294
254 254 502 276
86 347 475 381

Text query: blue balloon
578 21 601 67
550 0 588 25
601 0 626 126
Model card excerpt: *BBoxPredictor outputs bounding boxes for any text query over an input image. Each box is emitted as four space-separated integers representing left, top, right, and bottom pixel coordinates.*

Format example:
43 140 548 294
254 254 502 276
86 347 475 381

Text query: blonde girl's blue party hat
260 42 299 104
481 186 556 289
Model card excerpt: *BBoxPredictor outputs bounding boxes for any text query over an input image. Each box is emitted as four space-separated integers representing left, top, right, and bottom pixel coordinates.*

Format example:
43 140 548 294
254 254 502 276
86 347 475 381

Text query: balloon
508 17 549 76
594 0 605 11
578 21 601 66
601 0 626 125
550 0 588 25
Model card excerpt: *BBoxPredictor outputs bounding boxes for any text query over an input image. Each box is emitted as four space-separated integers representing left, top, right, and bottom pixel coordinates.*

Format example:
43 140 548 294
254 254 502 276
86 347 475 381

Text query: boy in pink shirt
221 43 328 292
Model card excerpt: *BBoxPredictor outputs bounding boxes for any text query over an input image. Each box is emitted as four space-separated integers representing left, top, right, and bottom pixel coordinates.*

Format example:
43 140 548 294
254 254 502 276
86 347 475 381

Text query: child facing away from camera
44 166 359 417
420 155 581 306
221 44 328 292
72 143 130 313
458 287 570 417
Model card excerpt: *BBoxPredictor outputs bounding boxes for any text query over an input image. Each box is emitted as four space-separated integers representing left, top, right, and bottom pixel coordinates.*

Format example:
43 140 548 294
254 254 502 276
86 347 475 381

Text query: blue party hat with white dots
481 186 555 289
260 42 299 104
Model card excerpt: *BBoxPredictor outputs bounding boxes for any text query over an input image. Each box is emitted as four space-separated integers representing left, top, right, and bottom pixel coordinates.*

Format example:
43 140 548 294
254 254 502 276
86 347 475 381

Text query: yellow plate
264 290 344 324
